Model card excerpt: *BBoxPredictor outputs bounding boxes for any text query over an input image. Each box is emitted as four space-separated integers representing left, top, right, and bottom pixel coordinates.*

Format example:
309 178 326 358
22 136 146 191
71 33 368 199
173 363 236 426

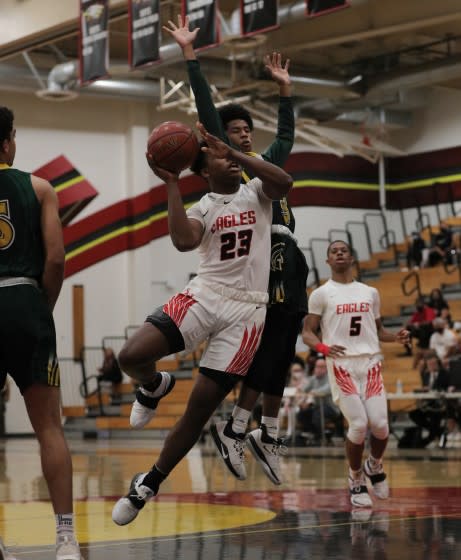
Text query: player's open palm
196 122 231 159
264 52 290 86
163 15 199 48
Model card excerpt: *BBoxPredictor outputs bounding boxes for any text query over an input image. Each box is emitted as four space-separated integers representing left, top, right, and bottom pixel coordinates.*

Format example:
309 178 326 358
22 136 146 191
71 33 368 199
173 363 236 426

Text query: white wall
3 85 461 432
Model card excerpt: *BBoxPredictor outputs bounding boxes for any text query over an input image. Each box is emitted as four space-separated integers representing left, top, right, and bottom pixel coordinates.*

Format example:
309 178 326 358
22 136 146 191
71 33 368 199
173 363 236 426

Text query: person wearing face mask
409 353 451 447
404 296 436 356
429 318 458 361
405 231 426 270
428 222 456 267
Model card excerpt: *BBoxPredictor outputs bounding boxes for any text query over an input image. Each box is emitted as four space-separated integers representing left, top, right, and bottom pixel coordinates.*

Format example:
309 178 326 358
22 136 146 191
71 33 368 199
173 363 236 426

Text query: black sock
143 372 162 392
141 465 167 494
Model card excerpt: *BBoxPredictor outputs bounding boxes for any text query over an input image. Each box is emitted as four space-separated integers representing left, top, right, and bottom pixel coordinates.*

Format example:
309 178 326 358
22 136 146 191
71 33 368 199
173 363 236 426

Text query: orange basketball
147 121 200 173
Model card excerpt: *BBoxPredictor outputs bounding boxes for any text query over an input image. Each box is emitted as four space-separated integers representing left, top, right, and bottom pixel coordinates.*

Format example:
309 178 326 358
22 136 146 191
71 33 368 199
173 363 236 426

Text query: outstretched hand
162 15 199 49
395 328 411 346
264 52 291 86
196 122 232 160
145 152 179 184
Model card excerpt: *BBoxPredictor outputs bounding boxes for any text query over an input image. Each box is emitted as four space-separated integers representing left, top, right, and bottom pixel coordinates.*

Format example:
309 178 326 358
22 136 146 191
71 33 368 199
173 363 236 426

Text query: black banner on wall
182 0 219 51
241 0 279 36
306 0 349 17
129 0 160 68
79 0 109 85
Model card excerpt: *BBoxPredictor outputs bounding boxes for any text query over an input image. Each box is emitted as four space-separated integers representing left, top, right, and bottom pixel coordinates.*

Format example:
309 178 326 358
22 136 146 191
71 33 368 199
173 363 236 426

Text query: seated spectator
409 353 451 447
296 358 342 444
406 231 426 269
428 222 456 267
429 317 458 361
98 347 123 401
439 416 461 448
405 296 436 356
279 357 309 440
427 287 453 327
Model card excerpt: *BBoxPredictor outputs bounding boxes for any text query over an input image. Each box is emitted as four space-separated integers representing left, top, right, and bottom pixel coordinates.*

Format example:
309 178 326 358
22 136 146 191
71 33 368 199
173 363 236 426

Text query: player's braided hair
0 107 14 145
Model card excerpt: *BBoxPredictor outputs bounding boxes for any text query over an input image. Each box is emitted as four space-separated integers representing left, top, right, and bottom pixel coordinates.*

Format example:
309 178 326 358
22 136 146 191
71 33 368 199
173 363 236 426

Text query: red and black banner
306 0 350 17
182 0 220 51
79 0 109 85
128 0 160 68
33 156 99 226
241 0 279 36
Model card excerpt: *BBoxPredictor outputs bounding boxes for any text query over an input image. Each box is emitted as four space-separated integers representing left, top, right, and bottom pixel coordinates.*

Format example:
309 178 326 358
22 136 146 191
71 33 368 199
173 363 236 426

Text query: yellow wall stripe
54 175 85 192
293 174 461 191
65 202 195 261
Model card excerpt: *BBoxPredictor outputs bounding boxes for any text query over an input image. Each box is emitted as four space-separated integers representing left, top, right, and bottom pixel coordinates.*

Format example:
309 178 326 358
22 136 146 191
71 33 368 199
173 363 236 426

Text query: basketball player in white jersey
302 240 409 508
112 123 292 526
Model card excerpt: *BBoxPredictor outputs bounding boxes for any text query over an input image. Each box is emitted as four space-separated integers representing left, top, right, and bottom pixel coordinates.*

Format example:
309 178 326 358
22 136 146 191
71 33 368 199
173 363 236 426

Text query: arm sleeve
260 97 294 166
186 59 227 141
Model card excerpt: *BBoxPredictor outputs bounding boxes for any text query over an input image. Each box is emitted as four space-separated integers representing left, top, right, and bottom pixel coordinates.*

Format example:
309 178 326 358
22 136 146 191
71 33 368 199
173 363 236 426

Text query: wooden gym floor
0 437 460 559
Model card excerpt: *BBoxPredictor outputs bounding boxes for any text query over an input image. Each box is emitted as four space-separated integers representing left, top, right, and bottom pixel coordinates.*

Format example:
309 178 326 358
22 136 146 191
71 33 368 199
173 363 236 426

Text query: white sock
261 416 278 439
56 513 74 538
231 406 251 435
368 455 382 470
349 467 362 480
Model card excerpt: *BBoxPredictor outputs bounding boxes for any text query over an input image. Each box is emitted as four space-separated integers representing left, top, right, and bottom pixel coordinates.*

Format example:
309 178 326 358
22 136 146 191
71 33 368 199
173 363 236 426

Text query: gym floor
1 437 460 559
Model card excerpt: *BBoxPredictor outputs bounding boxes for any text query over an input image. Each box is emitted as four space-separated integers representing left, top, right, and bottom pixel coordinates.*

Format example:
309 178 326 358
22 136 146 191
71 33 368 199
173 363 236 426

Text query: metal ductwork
366 55 461 99
1 0 359 103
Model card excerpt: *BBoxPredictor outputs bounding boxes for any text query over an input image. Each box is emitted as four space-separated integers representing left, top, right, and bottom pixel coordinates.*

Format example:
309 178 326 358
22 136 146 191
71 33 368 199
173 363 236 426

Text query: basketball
147 121 200 173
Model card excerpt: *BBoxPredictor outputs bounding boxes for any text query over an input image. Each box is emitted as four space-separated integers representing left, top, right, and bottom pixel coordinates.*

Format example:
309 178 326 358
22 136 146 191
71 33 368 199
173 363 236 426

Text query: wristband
314 342 330 356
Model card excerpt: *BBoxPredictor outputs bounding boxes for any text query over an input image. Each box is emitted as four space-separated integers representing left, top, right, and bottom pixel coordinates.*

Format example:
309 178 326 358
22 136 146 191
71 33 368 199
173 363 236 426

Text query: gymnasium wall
3 84 461 432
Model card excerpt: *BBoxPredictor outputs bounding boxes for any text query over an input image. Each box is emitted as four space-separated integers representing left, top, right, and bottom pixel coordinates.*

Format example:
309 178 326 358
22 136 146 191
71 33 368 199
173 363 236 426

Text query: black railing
308 238 330 277
401 270 421 298
328 228 353 248
379 229 399 265
415 212 433 240
443 249 461 282
364 211 388 252
346 220 372 257
80 346 106 416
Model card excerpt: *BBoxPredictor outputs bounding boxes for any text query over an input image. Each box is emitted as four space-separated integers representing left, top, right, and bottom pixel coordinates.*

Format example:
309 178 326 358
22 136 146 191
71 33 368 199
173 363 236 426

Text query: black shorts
0 285 60 394
244 305 305 397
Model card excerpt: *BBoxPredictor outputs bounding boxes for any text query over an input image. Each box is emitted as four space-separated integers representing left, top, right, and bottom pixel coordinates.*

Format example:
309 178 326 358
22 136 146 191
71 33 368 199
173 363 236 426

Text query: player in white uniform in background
112 123 292 526
302 240 409 508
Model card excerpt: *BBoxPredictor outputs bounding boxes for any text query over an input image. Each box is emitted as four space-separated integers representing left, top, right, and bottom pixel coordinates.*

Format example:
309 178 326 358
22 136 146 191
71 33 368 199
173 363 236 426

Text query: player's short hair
190 140 207 176
0 107 14 145
218 104 254 131
327 239 352 256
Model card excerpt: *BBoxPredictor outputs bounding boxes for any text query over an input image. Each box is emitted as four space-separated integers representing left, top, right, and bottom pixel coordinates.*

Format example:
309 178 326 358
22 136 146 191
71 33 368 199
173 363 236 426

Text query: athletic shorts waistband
0 276 38 288
203 281 268 305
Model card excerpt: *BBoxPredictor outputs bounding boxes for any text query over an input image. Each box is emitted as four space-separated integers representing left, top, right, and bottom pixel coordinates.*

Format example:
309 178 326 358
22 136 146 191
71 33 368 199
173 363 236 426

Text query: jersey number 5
0 200 15 250
349 315 362 336
220 229 253 260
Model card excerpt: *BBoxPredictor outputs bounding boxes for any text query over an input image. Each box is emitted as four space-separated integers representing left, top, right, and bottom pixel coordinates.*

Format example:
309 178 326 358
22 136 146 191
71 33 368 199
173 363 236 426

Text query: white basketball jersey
308 279 382 357
187 178 272 293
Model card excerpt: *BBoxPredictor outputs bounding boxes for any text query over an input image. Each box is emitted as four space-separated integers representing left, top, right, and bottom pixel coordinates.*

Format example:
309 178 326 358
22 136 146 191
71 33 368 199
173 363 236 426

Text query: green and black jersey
0 166 44 279
187 60 308 314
